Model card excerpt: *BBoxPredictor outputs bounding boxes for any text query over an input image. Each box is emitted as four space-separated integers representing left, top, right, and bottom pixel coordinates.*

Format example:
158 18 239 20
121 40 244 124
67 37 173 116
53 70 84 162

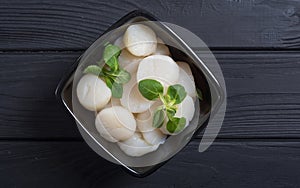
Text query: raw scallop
142 129 166 145
103 97 121 109
118 49 142 68
136 102 167 145
76 74 111 111
123 24 157 56
118 133 159 157
160 95 195 135
136 101 162 132
113 36 125 49
136 55 179 88
95 106 136 142
153 38 170 56
175 95 195 122
177 61 196 98
120 72 153 113
95 116 118 143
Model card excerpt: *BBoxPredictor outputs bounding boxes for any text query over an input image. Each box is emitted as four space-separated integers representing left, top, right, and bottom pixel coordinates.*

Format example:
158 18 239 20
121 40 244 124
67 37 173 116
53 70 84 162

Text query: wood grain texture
1 0 300 50
206 51 300 138
1 51 300 139
0 52 81 139
0 140 300 187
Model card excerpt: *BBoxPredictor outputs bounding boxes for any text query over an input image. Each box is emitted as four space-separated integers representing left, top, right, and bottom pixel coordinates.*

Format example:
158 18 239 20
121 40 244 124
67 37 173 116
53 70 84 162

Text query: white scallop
95 114 118 143
118 51 141 70
77 74 111 111
153 38 170 56
142 129 166 145
103 97 121 109
136 55 180 88
95 106 136 142
153 43 170 56
113 36 125 49
136 101 167 145
175 95 195 121
160 95 195 135
177 61 194 82
118 133 159 157
123 24 157 56
120 72 153 113
177 62 196 99
136 101 163 132
156 37 164 44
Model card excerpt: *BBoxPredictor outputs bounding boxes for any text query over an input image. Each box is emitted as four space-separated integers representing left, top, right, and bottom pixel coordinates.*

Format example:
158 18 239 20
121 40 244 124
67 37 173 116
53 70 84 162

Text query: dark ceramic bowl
56 10 224 177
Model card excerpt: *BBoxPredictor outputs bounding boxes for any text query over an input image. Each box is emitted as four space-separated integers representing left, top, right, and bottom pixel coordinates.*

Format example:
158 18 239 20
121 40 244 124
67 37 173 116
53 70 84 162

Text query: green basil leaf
105 56 119 71
103 44 121 62
83 65 103 76
104 77 113 89
196 88 203 101
138 79 164 100
167 84 187 104
166 117 186 133
153 109 165 128
166 108 176 120
114 69 131 84
111 82 123 98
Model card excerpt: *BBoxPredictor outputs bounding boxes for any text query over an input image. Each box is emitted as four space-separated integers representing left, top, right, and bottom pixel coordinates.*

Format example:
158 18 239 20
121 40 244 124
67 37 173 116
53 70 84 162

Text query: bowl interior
56 11 222 177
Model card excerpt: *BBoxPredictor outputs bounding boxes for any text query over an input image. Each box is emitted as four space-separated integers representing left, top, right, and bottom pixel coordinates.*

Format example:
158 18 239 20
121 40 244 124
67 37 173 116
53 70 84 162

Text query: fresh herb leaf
114 69 131 84
83 43 131 99
166 117 186 133
196 88 203 101
166 108 176 120
104 77 113 89
105 76 124 99
138 79 164 100
103 44 121 62
105 56 119 71
111 82 123 98
83 65 103 76
137 79 189 131
153 109 165 128
167 84 187 104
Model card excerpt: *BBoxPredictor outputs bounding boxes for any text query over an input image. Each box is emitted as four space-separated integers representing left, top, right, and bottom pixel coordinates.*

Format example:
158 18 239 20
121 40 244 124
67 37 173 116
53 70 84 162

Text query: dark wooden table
1 0 300 187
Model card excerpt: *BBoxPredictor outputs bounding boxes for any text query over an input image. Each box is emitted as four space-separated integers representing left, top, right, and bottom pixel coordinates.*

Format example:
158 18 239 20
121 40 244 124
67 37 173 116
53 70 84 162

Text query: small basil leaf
196 88 203 101
166 119 176 133
166 117 186 133
163 95 172 104
103 44 121 62
153 109 165 128
105 56 119 71
104 77 113 89
111 82 123 98
115 69 131 84
83 65 103 76
167 84 187 104
166 108 176 120
177 117 187 132
138 79 164 100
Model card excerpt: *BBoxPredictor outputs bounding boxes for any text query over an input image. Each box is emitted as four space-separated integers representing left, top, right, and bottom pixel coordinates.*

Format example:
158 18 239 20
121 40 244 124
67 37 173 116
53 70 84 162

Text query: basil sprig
83 43 130 98
138 79 188 133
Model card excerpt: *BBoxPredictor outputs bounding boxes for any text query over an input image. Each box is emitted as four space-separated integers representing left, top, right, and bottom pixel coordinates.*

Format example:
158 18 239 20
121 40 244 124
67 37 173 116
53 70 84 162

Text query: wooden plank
0 140 300 187
1 51 300 139
205 51 300 138
1 0 300 50
0 52 81 139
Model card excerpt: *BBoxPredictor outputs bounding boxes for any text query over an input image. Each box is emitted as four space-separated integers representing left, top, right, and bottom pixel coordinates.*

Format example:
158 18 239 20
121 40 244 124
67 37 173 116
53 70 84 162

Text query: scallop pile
77 24 197 157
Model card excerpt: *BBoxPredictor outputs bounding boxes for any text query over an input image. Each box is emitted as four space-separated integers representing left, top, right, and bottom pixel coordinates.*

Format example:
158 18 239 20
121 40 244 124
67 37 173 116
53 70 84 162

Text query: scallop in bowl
55 10 224 177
